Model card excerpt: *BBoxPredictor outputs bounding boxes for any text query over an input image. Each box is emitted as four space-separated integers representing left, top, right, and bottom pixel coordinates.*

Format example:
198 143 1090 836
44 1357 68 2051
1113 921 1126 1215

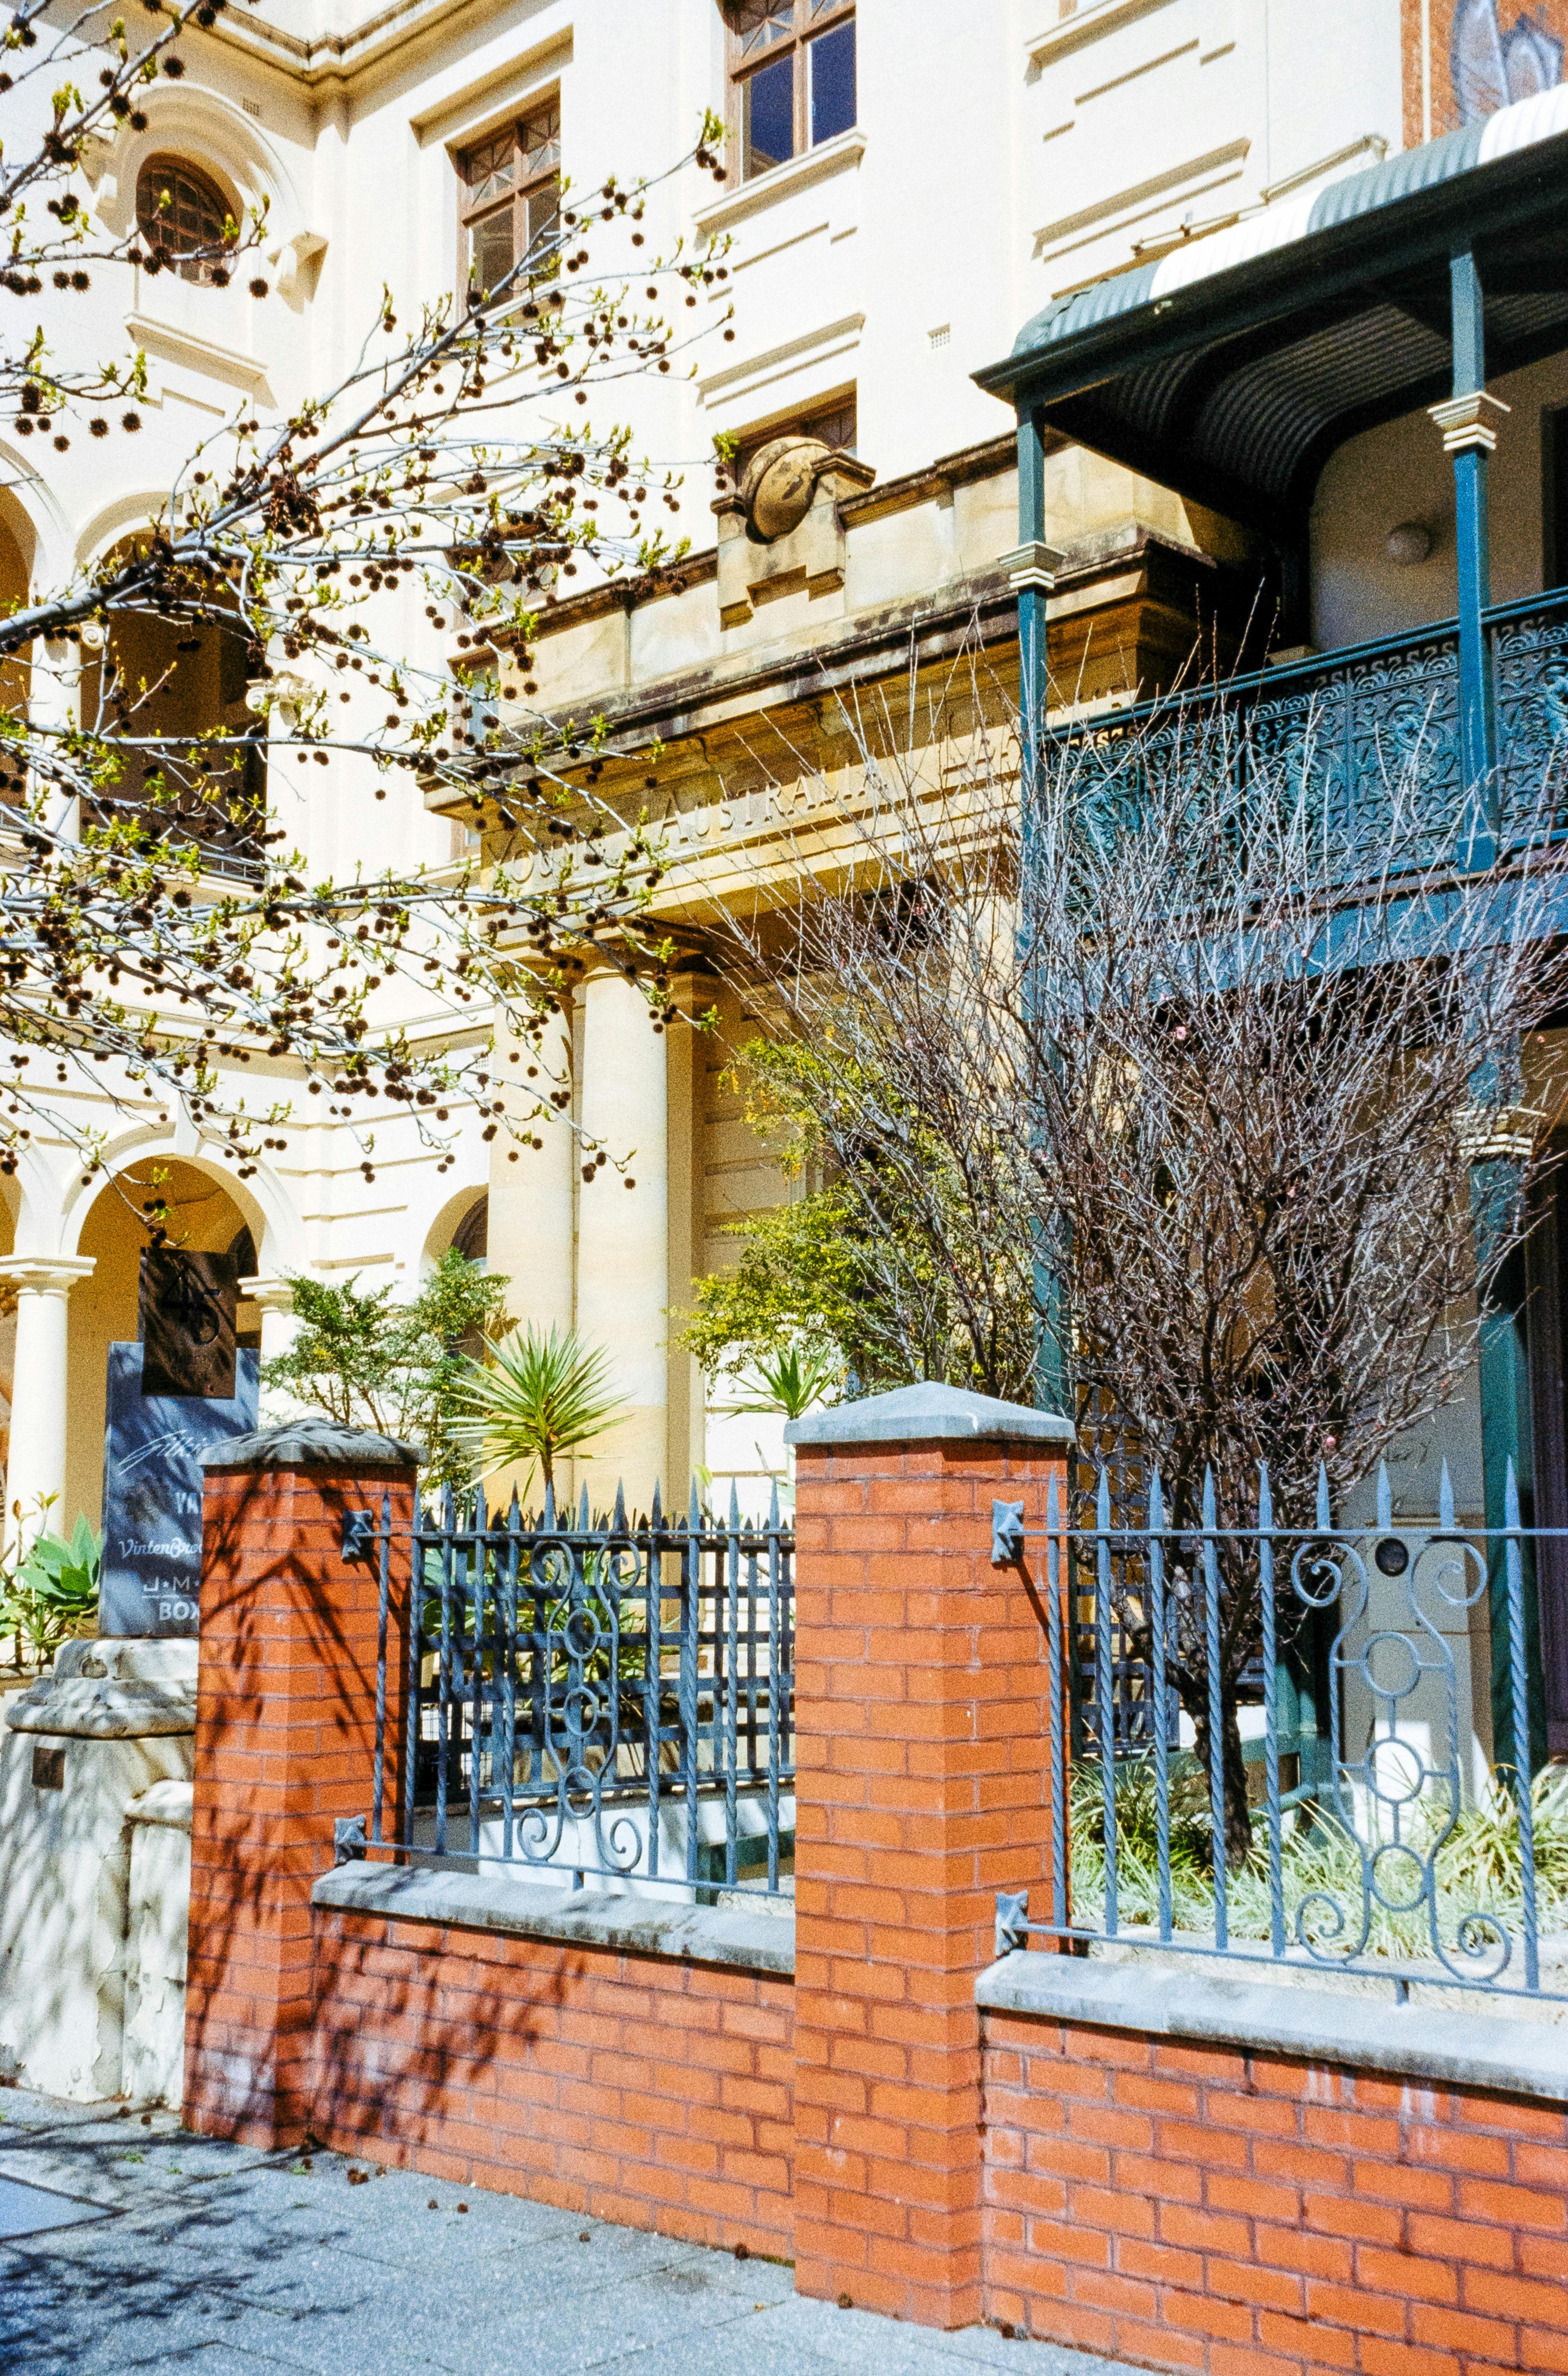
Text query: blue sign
98 1341 259 1637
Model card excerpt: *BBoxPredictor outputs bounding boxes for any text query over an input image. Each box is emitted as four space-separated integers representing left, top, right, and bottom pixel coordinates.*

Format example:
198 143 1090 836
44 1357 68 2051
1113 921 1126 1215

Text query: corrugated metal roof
977 84 1568 534
1006 85 1568 374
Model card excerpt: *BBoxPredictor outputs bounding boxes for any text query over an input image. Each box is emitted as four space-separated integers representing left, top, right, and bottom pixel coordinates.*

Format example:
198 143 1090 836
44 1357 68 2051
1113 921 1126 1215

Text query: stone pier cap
784 1380 1075 1447
200 1415 422 1471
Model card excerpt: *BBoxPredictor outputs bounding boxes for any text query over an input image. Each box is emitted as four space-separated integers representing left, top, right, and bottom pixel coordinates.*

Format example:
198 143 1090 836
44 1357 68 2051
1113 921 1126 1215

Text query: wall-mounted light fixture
1385 522 1433 566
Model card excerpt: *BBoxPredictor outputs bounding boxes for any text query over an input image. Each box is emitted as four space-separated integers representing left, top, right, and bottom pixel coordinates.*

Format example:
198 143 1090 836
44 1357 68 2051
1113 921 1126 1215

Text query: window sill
693 127 866 238
126 308 269 392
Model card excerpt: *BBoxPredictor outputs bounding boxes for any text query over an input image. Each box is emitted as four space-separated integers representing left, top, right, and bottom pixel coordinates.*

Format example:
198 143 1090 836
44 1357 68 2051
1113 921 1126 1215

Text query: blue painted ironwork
993 1457 1568 1999
359 1479 795 1898
1449 243 1498 828
1049 586 1568 862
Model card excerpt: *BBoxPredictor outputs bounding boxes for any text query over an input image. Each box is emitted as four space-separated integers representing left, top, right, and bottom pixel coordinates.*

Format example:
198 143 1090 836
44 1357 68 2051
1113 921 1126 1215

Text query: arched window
136 157 236 285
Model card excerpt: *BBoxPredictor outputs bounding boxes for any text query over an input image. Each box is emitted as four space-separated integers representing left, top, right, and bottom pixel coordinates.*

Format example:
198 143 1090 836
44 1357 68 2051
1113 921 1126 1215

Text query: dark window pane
810 21 855 145
526 179 561 253
470 206 514 295
136 159 233 285
744 52 795 178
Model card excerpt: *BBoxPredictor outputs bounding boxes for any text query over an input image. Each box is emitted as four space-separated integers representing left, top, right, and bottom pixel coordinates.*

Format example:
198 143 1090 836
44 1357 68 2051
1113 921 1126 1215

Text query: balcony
1053 586 1568 858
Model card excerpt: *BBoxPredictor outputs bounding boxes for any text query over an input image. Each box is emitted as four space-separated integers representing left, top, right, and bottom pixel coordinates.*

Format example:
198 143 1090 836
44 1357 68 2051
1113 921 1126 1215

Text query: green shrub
0 1513 101 1667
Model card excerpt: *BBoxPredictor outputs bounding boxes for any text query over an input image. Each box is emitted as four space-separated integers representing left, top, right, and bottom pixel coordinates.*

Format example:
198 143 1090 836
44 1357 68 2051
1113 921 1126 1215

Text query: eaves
211 0 527 90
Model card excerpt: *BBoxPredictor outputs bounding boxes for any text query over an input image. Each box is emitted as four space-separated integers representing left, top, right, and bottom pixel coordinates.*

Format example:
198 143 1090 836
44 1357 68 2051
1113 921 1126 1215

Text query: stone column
182 1415 417 2149
485 1001 577 1506
489 1002 576 1338
32 639 80 838
0 1254 95 1548
576 963 668 1500
239 1274 299 1370
785 1382 1074 2330
240 1274 299 1423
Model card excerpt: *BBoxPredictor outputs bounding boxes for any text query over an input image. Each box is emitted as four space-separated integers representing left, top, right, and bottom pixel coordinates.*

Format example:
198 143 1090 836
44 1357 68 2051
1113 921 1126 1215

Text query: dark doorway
1525 1150 1568 1755
1542 405 1568 594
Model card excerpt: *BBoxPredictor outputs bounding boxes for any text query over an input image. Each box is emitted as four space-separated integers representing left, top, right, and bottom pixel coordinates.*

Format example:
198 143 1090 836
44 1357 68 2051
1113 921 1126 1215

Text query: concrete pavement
0 2085 1143 2376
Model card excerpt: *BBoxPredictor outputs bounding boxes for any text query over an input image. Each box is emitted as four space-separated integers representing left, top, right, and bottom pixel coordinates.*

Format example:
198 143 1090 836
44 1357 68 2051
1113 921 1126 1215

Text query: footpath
0 2084 1140 2376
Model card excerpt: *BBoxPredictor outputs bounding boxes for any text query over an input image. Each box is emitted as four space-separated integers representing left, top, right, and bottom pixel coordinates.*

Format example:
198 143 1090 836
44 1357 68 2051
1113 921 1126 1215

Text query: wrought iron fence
993 1456 1568 2000
347 1480 795 1898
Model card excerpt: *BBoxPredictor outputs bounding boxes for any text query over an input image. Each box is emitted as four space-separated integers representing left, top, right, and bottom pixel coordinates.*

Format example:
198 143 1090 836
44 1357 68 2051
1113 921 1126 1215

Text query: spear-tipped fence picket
350 1477 795 1898
993 1454 1568 2000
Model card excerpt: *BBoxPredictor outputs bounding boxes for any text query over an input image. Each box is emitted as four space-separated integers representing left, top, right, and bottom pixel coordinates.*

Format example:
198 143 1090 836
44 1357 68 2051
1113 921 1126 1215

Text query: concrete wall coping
312 1860 797 1977
202 1413 421 1471
785 1381 1075 1449
5 1675 196 1739
977 1951 1568 2105
126 1779 193 1831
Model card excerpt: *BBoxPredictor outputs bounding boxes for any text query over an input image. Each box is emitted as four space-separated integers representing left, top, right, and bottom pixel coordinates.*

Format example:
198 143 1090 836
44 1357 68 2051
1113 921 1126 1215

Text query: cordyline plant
0 0 740 1190
701 658 1568 1863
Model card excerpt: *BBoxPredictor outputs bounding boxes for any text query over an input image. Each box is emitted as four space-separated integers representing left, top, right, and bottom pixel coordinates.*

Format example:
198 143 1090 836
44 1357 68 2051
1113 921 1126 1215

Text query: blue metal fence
347 1481 795 1898
992 1456 1568 2000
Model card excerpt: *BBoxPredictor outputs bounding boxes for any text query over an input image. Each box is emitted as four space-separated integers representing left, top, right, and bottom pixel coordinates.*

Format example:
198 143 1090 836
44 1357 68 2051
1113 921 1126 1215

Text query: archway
423 1185 489 1273
63 1159 258 1533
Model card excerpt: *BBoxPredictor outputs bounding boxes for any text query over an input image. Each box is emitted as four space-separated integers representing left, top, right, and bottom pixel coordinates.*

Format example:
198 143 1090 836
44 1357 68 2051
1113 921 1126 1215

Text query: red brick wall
791 1434 1069 2329
310 1903 795 2256
981 2006 1568 2376
184 1460 414 2148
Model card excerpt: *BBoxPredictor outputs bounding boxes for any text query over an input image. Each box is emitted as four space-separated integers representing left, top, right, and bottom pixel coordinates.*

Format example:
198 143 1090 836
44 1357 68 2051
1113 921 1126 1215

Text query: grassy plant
720 1341 843 1424
1070 1755 1568 1965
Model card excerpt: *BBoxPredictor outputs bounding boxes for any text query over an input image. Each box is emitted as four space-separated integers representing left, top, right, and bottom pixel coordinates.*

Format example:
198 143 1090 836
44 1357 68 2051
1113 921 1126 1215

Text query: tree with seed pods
0 0 738 1195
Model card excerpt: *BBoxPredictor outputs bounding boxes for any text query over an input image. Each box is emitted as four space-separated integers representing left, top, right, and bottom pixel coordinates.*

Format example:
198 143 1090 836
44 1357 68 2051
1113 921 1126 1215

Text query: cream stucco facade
4 0 1484 1530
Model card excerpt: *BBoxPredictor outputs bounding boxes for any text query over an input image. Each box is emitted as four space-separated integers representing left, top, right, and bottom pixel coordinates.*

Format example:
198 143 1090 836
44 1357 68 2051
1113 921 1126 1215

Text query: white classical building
3 0 1545 1542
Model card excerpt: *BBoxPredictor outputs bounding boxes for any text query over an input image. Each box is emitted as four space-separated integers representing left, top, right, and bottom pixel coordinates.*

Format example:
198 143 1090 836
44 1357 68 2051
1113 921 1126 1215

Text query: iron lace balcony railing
347 1480 795 1899
992 1456 1568 2002
1049 585 1568 858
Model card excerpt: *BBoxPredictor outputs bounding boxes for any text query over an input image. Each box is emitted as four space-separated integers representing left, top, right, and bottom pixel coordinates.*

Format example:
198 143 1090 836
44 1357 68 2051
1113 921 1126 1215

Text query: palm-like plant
721 1340 843 1423
448 1324 628 1500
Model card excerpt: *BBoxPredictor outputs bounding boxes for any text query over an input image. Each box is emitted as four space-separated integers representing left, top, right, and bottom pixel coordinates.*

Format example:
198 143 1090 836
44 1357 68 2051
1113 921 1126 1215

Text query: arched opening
135 155 239 286
63 1160 258 1532
82 532 263 861
452 1194 488 1267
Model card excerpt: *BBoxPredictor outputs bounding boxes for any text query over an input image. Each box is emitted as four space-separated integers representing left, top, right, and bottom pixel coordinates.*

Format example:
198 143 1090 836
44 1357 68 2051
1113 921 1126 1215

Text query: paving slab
0 2084 1143 2376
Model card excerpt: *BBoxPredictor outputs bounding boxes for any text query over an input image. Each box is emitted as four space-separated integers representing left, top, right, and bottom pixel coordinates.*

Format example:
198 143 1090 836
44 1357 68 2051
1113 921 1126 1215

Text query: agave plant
447 1324 628 1499
720 1340 843 1424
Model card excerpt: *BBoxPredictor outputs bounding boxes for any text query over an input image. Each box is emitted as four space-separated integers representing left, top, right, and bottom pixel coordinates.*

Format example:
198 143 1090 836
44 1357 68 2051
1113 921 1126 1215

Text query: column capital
1001 538 1065 594
239 1272 295 1316
1429 390 1511 455
0 1254 95 1296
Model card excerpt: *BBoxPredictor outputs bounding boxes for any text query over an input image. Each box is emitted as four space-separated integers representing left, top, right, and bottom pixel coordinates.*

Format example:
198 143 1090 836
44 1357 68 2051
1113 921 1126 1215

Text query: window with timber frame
724 0 856 183
456 97 561 298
